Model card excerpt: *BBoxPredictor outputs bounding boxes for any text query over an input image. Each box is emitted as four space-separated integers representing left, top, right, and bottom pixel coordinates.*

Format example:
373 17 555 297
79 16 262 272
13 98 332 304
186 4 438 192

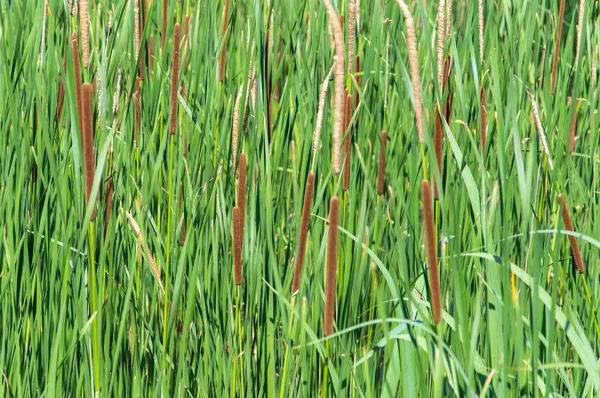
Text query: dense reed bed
1 1 599 396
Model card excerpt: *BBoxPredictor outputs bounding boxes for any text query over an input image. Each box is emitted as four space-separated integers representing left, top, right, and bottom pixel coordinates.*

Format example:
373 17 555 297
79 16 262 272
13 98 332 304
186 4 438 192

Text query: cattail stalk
422 180 441 323
480 87 486 154
313 62 335 153
343 92 352 191
233 206 243 284
292 172 316 293
80 0 90 68
324 196 340 336
169 24 181 135
104 176 114 236
528 90 554 170
161 0 167 52
574 0 585 69
82 83 96 220
558 194 585 273
551 0 566 95
237 153 247 240
219 0 230 81
377 131 387 195
395 0 424 143
322 0 345 173
72 32 83 131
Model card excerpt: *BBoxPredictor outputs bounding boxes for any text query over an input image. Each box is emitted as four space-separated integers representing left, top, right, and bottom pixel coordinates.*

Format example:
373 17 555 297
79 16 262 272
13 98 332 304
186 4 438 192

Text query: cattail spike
219 0 230 81
436 0 446 89
72 32 83 132
422 180 441 323
292 172 316 293
161 0 167 52
232 206 243 285
324 196 340 336
232 85 244 169
313 61 336 153
237 153 247 240
169 23 181 135
322 0 345 173
343 92 352 191
377 131 387 195
80 0 90 68
82 83 96 220
558 194 585 273
574 0 585 69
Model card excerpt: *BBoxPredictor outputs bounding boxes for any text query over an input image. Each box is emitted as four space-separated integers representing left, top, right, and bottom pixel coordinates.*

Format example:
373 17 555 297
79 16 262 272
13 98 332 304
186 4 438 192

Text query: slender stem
88 221 100 394
162 134 175 371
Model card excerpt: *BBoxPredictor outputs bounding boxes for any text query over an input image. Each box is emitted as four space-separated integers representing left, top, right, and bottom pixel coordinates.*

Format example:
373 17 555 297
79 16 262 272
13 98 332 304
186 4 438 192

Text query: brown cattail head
237 153 247 239
292 172 316 293
443 56 453 122
104 176 114 236
178 182 186 246
80 0 90 68
134 76 141 146
569 101 577 155
219 0 230 82
551 0 566 95
232 206 243 285
558 194 585 273
422 180 441 323
324 196 340 336
480 86 487 155
433 102 443 199
323 0 345 173
169 23 181 135
232 85 244 169
377 131 387 195
343 92 352 191
395 0 424 143
161 0 167 52
72 32 83 132
82 83 96 220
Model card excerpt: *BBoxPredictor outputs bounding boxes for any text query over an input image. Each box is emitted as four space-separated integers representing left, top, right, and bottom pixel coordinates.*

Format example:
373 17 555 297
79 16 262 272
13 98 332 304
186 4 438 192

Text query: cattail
528 89 554 171
219 0 230 82
433 103 443 199
324 196 340 336
134 76 141 146
149 35 155 73
395 0 424 143
313 62 335 153
348 0 356 75
292 172 315 293
266 28 272 139
169 23 181 135
478 0 484 66
232 85 243 169
134 0 140 60
377 131 387 195
436 0 446 89
104 176 113 236
80 0 90 68
551 0 566 95
232 206 243 285
445 0 453 39
178 182 185 246
343 92 352 191
574 0 585 69
112 68 121 125
82 83 96 220
558 194 585 273
237 153 247 240
126 211 163 290
480 87 486 154
161 0 167 52
422 180 441 324
322 0 345 173
243 42 255 133
139 0 147 80
569 101 577 154
72 32 84 131
443 56 453 121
